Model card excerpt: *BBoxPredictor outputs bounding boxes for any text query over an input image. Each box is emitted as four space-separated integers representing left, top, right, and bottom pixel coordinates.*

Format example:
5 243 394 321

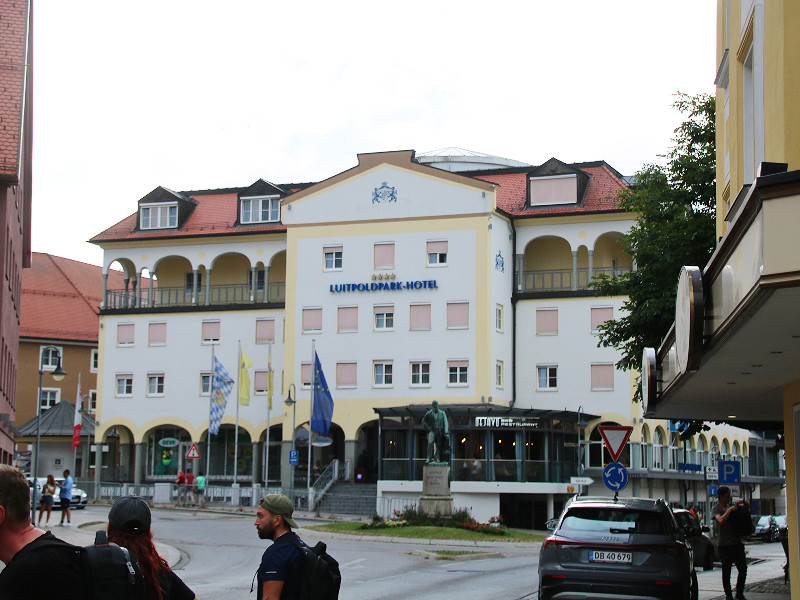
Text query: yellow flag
267 345 273 410
239 349 254 405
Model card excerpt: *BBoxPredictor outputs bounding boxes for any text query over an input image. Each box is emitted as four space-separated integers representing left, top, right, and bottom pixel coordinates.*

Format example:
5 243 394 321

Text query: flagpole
265 340 272 485
308 340 315 501
206 344 215 481
234 341 241 485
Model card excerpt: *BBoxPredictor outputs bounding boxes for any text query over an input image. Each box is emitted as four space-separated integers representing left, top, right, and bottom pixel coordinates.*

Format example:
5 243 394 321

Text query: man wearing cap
254 494 304 600
0 465 86 599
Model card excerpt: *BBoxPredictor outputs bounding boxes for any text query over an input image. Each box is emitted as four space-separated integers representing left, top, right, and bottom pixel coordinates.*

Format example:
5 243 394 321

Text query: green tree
593 93 716 432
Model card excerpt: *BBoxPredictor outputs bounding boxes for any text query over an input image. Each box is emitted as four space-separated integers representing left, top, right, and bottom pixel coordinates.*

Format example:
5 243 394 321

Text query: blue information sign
289 450 299 465
602 462 629 492
717 460 741 485
708 484 718 496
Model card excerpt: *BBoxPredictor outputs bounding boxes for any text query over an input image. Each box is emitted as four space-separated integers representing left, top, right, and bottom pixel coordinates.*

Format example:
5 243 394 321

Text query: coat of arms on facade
495 251 505 273
372 182 397 203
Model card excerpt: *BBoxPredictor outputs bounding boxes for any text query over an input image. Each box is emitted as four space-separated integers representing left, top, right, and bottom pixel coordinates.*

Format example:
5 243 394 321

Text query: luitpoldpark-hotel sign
329 274 438 293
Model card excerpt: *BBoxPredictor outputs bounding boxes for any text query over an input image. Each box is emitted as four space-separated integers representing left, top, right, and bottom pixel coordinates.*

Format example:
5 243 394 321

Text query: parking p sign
717 460 741 485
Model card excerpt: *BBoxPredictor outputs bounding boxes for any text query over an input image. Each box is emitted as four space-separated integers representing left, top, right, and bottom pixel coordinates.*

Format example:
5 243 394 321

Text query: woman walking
107 496 198 600
37 474 57 526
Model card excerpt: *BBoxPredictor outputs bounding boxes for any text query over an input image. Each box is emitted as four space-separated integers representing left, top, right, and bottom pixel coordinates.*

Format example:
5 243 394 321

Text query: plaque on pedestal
419 464 454 516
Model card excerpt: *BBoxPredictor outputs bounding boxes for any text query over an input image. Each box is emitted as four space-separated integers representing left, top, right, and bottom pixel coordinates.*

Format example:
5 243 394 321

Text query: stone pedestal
418 464 454 516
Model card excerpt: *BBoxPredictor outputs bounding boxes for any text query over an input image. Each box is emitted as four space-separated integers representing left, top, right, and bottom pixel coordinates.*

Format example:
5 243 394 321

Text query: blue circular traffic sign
602 462 629 492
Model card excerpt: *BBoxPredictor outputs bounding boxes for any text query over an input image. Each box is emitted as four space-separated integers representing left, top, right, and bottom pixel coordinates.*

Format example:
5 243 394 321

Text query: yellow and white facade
91 149 772 526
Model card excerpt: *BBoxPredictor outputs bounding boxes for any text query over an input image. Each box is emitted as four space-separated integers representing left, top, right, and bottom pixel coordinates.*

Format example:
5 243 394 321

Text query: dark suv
538 496 698 600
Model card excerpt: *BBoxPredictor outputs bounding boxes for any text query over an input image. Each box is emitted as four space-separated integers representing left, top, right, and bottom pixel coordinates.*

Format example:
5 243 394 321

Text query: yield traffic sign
598 425 633 462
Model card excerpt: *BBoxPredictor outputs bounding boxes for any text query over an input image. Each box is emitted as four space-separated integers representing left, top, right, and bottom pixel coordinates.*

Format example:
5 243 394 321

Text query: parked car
673 508 715 570
539 496 698 600
28 477 89 509
753 515 779 542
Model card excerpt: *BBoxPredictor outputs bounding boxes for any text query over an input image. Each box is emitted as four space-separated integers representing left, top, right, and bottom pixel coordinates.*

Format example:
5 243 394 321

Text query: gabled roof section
21 253 129 343
138 186 197 206
284 149 496 206
16 399 96 437
239 179 290 198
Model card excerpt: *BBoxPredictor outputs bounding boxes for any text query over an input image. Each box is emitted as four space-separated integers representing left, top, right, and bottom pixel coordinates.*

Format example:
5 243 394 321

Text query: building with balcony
90 148 763 526
644 0 799 591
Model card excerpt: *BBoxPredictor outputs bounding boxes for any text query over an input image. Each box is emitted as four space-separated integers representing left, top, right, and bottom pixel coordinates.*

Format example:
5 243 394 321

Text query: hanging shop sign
159 437 180 448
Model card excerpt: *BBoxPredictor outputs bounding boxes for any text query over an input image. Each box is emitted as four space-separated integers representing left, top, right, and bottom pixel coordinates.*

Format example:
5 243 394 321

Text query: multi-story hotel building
91 148 771 526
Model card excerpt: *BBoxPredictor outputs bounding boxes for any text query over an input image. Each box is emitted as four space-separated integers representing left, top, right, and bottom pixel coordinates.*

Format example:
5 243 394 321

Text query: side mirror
545 518 559 531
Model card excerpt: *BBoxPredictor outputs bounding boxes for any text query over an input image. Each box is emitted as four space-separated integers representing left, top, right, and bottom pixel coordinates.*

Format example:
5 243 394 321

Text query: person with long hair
37 474 57 526
107 496 197 600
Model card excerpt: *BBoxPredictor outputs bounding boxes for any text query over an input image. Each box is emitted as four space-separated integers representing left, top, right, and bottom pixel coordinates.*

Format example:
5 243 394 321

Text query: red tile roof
20 253 129 343
475 163 628 216
90 191 286 244
0 0 29 178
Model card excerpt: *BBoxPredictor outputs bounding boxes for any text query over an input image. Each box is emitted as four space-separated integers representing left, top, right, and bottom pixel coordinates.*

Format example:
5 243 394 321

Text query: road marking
341 558 367 569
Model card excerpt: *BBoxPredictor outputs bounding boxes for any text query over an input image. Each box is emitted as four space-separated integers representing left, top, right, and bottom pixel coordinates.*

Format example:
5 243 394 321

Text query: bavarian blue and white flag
209 356 234 435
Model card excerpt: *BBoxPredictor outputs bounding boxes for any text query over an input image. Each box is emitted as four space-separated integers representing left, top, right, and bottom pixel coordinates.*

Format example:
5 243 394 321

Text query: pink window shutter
148 323 166 344
256 319 275 342
337 362 357 386
536 309 558 334
338 307 358 331
118 324 134 344
591 364 614 388
410 304 431 330
427 241 448 253
374 243 395 268
447 302 469 327
591 307 613 330
302 308 322 330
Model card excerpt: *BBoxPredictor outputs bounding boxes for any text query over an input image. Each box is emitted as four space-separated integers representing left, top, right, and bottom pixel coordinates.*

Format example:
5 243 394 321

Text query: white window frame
140 202 178 230
374 306 394 331
373 361 393 388
240 195 280 224
87 389 97 413
447 362 468 387
117 323 135 347
427 240 448 266
410 361 430 387
496 304 504 332
301 362 312 390
116 374 133 397
39 387 61 410
90 349 99 373
324 248 343 271
200 372 211 396
496 360 504 388
147 374 165 397
537 365 558 391
248 269 266 292
201 320 221 344
39 345 64 371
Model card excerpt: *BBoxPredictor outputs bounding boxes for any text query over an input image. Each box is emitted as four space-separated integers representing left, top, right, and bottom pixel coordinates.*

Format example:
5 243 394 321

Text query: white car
28 477 89 509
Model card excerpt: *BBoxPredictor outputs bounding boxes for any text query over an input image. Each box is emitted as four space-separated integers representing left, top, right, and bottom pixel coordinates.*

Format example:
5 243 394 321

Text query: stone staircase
314 481 378 516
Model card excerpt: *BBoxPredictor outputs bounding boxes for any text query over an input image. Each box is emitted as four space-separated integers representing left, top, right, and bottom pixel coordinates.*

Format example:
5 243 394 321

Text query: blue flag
209 356 234 435
311 351 334 436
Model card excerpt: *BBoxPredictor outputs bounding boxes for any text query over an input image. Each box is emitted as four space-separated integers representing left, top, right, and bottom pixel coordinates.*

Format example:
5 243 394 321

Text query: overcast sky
31 1 717 267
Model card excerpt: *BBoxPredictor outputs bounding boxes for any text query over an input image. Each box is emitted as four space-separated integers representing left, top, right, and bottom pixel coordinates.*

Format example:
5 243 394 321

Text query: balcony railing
105 282 286 309
520 266 633 292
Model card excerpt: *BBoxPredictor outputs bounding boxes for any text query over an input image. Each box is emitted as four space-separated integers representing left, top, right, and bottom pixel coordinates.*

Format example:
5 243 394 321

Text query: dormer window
529 174 578 206
241 195 280 224
140 203 178 229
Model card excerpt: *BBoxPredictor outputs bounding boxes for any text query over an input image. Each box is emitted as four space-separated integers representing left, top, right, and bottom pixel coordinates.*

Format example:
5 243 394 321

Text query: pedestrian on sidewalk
193 473 206 507
713 485 748 600
0 465 86 599
58 469 74 526
253 494 304 600
174 470 186 506
107 496 198 600
185 470 195 506
37 474 57 527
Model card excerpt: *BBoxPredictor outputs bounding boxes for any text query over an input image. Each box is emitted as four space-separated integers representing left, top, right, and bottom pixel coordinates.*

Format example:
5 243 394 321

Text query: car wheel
688 570 699 600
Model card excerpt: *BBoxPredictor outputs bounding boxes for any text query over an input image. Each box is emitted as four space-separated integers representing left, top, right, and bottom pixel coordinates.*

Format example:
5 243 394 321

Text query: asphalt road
144 507 540 599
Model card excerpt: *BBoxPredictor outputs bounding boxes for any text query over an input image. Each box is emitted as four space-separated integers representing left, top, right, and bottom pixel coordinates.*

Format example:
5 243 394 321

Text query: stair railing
308 459 338 511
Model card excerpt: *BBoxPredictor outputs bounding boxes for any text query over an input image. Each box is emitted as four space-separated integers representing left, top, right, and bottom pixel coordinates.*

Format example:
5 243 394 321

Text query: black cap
108 496 151 532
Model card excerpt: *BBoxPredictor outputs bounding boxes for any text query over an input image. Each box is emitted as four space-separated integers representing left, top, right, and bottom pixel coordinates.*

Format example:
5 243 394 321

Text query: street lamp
576 405 587 477
284 383 296 501
32 346 66 524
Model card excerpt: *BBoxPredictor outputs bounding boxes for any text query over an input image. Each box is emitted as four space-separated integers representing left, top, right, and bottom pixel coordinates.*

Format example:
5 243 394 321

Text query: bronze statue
422 400 450 464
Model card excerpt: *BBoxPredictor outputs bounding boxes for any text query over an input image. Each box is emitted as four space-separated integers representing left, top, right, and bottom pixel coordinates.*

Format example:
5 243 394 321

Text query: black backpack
288 538 341 600
41 531 146 599
731 502 755 538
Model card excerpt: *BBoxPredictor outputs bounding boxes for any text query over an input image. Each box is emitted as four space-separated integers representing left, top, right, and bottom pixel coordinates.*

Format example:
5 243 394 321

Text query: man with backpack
0 465 86 599
254 494 304 600
712 486 748 600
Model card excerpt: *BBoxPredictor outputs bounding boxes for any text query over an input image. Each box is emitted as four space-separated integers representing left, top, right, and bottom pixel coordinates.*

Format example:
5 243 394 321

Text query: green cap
259 493 298 529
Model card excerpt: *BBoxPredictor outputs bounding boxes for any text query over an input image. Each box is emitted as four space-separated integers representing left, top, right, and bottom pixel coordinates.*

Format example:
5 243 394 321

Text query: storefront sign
159 437 180 448
473 416 539 428
330 280 438 293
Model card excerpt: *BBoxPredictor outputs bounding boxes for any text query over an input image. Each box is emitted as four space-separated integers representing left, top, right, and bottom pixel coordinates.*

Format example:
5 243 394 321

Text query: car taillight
542 536 583 549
